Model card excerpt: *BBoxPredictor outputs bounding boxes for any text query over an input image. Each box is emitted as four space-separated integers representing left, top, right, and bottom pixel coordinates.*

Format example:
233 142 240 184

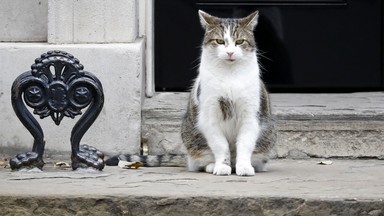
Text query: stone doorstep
142 92 384 159
0 196 382 216
0 159 383 215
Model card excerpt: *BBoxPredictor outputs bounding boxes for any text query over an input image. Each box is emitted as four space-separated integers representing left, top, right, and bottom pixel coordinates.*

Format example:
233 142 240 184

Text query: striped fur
105 154 185 167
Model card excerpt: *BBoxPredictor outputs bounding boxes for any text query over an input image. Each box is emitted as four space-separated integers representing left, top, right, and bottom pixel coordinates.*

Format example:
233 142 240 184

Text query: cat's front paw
236 163 255 176
205 163 215 173
213 164 231 176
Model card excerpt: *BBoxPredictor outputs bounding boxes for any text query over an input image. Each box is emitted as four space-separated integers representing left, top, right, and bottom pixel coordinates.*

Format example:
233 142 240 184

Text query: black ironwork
10 50 105 171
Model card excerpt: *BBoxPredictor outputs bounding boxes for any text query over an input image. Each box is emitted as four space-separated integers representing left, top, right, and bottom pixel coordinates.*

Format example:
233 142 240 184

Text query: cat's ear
198 10 218 29
241 11 259 30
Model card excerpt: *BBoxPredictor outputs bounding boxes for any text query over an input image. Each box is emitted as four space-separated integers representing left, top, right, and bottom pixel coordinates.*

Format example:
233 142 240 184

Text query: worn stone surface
48 0 138 43
142 92 384 158
277 130 384 158
142 92 188 155
0 0 47 42
0 196 383 216
271 92 384 121
0 159 383 215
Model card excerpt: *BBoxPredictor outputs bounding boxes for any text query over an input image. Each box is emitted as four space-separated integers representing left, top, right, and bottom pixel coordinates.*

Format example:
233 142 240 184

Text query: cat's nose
227 52 234 57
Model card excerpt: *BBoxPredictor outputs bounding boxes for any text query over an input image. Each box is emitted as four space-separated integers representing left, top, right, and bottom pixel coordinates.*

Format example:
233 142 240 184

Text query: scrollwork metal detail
10 50 105 171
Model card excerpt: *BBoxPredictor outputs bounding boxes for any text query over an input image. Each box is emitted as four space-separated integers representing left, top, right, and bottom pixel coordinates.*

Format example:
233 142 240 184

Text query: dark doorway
155 0 383 93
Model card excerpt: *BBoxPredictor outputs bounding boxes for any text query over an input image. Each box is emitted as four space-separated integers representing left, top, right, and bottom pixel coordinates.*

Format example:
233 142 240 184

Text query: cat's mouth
226 58 236 63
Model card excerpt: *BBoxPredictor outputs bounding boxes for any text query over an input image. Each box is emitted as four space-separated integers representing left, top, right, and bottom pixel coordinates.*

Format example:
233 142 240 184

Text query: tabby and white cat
181 10 276 176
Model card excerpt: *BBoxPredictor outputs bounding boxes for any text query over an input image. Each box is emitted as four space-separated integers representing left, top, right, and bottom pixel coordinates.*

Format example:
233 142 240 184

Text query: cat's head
198 10 259 64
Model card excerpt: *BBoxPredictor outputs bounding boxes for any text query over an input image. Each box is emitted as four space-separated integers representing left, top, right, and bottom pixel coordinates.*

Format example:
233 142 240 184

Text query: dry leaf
54 161 71 168
118 160 143 169
317 160 333 165
0 159 8 168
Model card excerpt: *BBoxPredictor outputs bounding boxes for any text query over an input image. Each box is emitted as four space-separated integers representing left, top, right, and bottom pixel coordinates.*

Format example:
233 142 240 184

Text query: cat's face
199 10 259 64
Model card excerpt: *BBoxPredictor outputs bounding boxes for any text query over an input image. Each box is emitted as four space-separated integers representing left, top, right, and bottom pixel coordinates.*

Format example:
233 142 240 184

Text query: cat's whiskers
256 49 272 62
190 56 202 71
256 49 272 73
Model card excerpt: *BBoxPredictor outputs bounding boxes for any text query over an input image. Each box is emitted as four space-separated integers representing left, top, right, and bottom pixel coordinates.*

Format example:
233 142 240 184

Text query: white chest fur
196 50 261 143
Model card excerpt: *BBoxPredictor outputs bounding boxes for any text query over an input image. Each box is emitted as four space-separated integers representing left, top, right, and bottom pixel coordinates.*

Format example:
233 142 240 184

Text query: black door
155 0 383 92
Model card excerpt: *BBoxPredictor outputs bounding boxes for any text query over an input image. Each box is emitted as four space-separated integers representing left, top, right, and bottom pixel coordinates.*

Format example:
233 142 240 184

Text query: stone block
48 0 138 43
0 40 144 156
142 93 188 155
0 0 48 42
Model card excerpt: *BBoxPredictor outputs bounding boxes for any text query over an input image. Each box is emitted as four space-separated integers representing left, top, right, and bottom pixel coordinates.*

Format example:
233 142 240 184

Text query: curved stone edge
0 195 383 215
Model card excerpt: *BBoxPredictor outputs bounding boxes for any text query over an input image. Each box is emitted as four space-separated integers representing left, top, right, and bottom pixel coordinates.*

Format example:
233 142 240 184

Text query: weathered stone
142 92 188 155
1 196 383 216
142 92 384 159
0 0 47 42
286 149 310 159
1 159 384 215
48 0 138 43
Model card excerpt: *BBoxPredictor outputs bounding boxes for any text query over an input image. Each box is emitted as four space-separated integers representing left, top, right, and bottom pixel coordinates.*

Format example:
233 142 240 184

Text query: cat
181 10 276 176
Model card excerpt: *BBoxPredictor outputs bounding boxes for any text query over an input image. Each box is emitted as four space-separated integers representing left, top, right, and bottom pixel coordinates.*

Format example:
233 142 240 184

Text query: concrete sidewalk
1 159 383 215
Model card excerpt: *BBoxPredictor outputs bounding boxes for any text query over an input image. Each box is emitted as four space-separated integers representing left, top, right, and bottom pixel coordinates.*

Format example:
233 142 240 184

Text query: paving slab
0 159 383 215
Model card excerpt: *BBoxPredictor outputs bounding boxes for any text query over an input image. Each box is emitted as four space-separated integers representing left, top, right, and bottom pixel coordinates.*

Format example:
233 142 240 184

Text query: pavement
1 159 383 215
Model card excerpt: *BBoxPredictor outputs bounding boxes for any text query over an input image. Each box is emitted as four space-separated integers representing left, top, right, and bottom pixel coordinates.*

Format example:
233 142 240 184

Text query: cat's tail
105 154 186 167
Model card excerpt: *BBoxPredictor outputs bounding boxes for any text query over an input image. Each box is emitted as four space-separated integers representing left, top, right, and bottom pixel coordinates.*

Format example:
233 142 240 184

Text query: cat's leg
198 122 232 175
252 121 276 172
235 120 259 176
202 129 232 175
197 100 232 175
182 120 216 173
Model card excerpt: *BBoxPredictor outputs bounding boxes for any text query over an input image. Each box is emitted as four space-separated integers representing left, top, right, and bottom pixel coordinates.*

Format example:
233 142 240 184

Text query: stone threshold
142 92 384 159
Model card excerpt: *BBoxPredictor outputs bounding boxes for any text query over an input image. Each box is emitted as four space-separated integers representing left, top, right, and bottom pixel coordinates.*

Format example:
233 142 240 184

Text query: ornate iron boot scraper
10 50 105 171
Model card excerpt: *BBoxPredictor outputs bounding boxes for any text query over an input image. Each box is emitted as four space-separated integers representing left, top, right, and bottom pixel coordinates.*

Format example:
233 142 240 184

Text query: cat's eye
216 39 225 45
235 39 245 45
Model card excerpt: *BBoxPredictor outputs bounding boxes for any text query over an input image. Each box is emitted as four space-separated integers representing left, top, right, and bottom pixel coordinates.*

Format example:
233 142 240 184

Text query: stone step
0 159 383 215
142 92 384 159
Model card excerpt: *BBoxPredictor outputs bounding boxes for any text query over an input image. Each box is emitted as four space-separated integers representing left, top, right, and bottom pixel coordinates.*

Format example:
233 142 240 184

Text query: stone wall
0 0 48 42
